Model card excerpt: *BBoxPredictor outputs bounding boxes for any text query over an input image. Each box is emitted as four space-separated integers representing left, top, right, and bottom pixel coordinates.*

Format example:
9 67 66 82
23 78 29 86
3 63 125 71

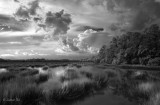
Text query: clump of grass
92 74 109 90
42 66 49 71
0 77 44 105
47 82 94 105
0 66 109 105
80 71 93 79
71 64 82 68
47 72 108 104
105 70 117 78
36 74 49 84
0 72 16 83
60 69 79 82
80 70 108 90
19 69 39 77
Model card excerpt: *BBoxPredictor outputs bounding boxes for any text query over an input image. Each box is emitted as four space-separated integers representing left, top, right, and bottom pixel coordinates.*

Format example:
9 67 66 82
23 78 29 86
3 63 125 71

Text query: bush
148 58 160 66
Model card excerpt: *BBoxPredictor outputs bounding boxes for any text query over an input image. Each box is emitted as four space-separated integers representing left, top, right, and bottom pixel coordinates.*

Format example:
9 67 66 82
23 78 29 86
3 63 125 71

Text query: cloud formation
60 29 112 54
0 14 30 32
44 10 72 36
75 25 104 32
106 0 160 31
14 0 72 39
14 0 40 20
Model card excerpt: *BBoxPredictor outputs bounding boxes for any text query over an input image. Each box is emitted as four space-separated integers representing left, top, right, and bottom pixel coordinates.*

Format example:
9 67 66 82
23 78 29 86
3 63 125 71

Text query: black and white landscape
1 0 160 105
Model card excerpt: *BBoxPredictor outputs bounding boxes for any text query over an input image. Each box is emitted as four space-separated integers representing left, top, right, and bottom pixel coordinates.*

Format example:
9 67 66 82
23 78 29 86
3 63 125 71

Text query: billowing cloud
13 0 72 40
1 0 160 59
29 0 40 15
14 6 30 20
0 14 30 32
14 0 40 20
44 10 72 36
60 29 112 54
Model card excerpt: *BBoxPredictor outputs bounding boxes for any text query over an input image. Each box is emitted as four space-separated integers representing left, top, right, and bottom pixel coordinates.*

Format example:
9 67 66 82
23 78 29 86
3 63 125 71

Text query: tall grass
0 66 109 105
0 72 16 83
0 77 44 105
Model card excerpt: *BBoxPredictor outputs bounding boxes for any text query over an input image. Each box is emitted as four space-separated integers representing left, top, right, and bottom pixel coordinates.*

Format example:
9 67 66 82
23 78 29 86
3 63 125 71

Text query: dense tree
96 24 160 66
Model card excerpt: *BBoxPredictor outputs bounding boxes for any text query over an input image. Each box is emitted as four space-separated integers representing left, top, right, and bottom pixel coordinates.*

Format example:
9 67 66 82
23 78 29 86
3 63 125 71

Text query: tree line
95 24 160 66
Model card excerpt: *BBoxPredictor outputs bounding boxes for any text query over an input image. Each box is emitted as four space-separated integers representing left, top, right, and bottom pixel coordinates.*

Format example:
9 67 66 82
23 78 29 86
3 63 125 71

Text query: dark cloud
0 14 10 21
44 9 72 36
33 17 42 22
0 14 30 32
0 25 11 31
28 0 40 15
106 0 160 31
14 6 30 20
15 0 40 20
14 0 19 3
75 25 104 32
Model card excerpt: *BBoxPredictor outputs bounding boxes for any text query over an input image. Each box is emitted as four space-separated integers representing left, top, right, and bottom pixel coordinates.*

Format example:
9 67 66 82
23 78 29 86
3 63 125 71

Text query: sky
0 0 160 59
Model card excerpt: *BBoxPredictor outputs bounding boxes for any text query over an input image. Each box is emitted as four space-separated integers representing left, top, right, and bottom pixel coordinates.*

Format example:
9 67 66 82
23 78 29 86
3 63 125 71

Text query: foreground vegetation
1 63 160 105
0 65 108 105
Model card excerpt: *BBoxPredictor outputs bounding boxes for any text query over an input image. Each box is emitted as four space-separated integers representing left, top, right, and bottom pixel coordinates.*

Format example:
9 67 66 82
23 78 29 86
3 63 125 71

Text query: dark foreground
0 62 160 105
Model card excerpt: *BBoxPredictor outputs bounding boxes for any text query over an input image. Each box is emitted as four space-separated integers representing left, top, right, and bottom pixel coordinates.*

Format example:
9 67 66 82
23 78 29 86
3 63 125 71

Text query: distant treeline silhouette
0 59 80 62
95 24 160 66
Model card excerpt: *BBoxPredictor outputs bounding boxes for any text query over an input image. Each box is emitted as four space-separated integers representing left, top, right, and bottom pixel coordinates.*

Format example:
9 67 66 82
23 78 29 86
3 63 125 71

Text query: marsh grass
0 66 109 105
0 72 16 83
19 69 39 77
0 77 44 105
47 80 107 105
36 74 49 84
138 82 160 105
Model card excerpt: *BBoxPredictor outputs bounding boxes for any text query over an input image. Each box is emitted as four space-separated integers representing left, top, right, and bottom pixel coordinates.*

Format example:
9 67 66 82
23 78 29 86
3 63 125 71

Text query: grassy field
0 63 108 105
0 62 160 105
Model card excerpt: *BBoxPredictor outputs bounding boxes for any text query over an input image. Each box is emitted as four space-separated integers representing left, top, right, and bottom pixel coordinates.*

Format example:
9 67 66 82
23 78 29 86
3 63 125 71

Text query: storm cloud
44 10 72 36
106 0 160 31
14 0 40 20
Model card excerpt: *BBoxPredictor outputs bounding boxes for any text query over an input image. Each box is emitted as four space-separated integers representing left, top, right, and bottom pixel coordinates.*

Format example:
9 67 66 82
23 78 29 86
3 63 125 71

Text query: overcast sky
0 0 160 59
